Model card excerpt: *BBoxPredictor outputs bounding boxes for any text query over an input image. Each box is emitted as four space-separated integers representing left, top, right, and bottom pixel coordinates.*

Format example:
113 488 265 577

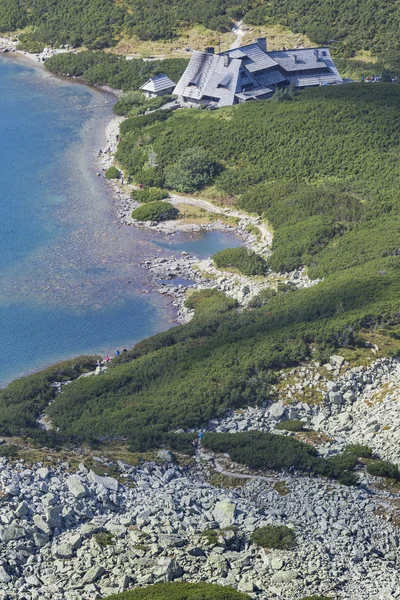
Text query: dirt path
168 193 273 247
230 21 246 50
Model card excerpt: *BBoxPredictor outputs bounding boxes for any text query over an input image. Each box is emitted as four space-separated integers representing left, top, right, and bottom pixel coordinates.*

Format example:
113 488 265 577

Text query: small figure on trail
115 350 120 356
105 356 110 363
139 183 143 190
306 466 311 478
289 465 295 476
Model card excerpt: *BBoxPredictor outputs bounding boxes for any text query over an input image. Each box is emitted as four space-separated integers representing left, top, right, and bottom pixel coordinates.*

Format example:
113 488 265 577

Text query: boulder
82 565 105 584
0 566 11 584
15 501 29 518
156 450 175 463
269 403 286 419
88 470 119 492
213 499 237 528
271 570 297 583
153 558 182 581
33 515 51 536
1 524 26 542
67 475 89 498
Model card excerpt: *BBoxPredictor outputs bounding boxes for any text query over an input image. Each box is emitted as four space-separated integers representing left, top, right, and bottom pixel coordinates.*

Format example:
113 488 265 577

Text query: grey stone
269 403 286 419
67 475 89 499
1 524 26 542
156 450 175 463
213 498 237 527
271 570 298 583
82 565 105 584
88 470 119 491
33 515 51 536
15 501 29 518
153 558 182 581
0 566 11 583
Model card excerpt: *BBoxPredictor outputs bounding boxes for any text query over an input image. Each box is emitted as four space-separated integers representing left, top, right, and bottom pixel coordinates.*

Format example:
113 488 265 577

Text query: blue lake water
0 55 242 387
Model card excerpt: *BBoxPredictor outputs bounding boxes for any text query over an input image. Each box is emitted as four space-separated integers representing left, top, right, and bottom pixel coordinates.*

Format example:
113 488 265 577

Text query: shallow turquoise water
0 56 241 387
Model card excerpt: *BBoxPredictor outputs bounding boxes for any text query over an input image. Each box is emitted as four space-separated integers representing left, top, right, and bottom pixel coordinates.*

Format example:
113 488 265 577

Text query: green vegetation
213 247 267 276
93 531 114 547
2 0 124 50
0 356 98 436
275 419 306 432
131 201 179 222
0 444 19 459
45 52 187 94
165 148 220 194
202 432 358 485
243 0 400 68
114 92 175 117
105 166 120 180
250 525 296 549
185 289 238 315
131 188 169 203
3 86 400 466
345 444 373 458
367 460 400 481
104 583 250 600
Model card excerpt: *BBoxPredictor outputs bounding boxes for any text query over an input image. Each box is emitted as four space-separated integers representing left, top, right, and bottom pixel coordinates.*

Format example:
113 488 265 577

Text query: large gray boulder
269 403 286 419
213 498 237 528
1 524 26 542
67 475 89 498
88 470 119 491
82 565 105 584
153 557 182 581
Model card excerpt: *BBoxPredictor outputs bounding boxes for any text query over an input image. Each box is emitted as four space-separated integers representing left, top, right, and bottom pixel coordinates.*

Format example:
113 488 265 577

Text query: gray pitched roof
225 43 278 73
173 44 342 106
268 48 342 81
173 51 242 107
140 74 176 93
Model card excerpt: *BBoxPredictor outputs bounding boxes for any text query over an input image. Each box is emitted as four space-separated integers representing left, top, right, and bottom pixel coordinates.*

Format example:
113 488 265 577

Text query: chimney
224 54 230 67
205 47 215 54
256 37 267 52
314 49 321 61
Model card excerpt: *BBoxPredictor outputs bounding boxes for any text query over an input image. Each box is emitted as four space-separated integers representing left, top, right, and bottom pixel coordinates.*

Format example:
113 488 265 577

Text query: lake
0 55 241 387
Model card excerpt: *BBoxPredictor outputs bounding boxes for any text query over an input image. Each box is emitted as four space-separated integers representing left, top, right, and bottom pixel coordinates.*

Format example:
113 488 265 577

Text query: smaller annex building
140 74 176 98
173 38 342 108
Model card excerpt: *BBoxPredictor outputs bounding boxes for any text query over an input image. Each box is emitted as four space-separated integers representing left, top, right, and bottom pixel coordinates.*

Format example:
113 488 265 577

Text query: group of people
97 349 128 365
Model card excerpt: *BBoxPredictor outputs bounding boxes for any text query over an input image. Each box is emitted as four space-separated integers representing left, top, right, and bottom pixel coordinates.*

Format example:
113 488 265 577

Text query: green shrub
185 289 238 316
0 444 19 459
131 188 169 203
345 444 373 458
213 247 267 276
0 355 98 435
103 582 251 600
46 53 188 93
114 93 175 116
165 148 220 193
105 166 121 180
367 460 400 481
250 525 296 550
247 288 277 308
94 531 114 547
275 419 306 432
131 201 178 222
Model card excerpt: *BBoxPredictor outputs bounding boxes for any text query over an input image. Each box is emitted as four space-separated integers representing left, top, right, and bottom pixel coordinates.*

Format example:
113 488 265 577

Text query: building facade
173 38 342 108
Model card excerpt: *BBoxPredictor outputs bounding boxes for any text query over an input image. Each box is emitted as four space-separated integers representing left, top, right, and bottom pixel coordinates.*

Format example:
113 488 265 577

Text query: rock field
0 445 400 600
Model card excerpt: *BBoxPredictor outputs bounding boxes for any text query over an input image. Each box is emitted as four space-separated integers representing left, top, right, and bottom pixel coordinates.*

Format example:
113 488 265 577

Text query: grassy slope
40 84 400 444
